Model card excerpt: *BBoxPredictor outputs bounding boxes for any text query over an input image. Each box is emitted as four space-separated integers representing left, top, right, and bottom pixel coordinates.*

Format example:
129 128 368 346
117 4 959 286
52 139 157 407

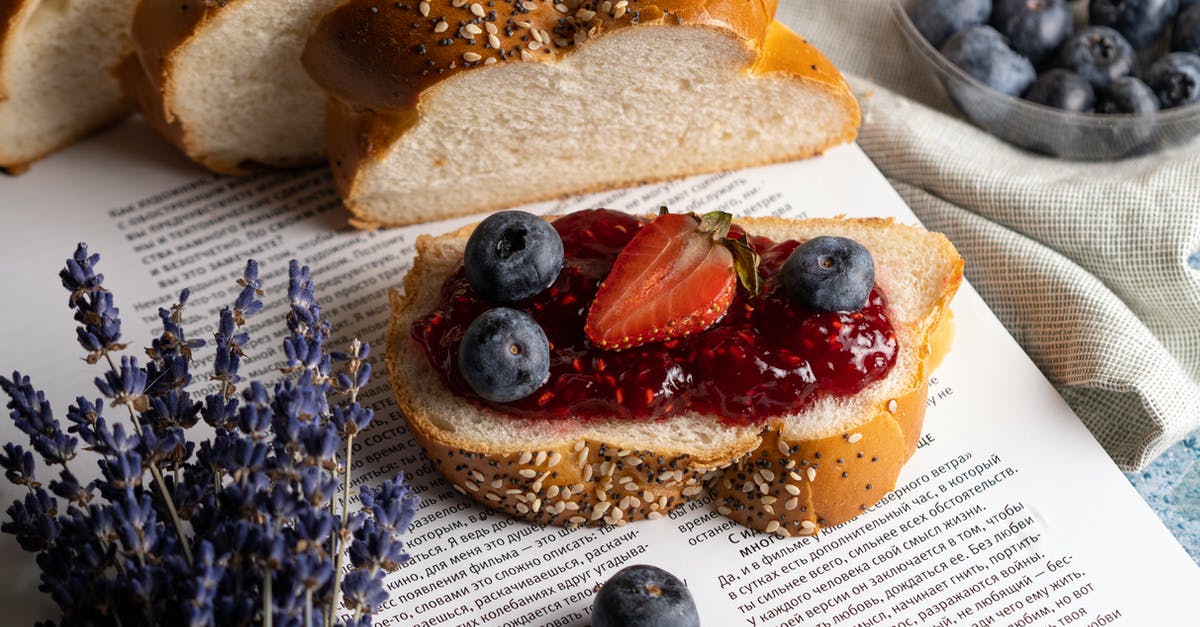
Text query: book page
2 120 1197 626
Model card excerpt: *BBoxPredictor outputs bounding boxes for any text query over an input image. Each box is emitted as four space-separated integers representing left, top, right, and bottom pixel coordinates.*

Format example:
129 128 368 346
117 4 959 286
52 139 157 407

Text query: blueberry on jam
412 209 898 425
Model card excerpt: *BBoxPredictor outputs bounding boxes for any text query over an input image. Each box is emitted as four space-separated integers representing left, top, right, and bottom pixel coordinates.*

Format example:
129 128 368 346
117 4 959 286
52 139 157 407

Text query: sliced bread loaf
304 0 860 228
0 0 136 172
386 215 963 535
119 0 342 174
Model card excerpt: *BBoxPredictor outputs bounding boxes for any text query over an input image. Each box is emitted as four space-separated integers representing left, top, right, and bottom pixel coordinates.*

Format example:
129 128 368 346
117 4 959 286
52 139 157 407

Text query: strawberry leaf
728 234 761 298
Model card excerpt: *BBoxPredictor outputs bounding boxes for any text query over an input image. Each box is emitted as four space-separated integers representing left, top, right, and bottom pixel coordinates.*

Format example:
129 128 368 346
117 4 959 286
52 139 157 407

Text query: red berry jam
412 209 898 425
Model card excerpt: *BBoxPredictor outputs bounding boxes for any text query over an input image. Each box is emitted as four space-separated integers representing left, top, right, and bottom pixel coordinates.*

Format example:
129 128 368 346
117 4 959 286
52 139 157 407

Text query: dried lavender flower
1 245 419 627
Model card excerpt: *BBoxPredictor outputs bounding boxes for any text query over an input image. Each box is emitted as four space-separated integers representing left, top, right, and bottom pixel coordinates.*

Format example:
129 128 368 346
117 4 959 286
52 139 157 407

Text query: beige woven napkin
775 1 1200 470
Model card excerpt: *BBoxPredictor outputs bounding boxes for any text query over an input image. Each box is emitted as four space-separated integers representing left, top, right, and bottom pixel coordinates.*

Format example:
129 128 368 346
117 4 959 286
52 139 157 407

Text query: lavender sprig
1 245 419 626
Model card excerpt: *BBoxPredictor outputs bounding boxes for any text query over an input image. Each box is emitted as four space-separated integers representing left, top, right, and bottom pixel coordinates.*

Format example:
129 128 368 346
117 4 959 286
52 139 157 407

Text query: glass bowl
892 0 1200 160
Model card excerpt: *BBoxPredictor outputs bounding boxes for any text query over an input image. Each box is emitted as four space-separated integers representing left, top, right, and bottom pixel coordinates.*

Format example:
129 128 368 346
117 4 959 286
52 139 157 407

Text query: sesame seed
532 498 542 512
600 0 612 12
518 468 536 478
648 511 663 520
887 399 898 413
577 8 595 20
613 5 626 18
573 441 586 452
785 484 801 496
759 483 770 495
741 481 755 493
565 501 579 511
485 22 498 34
554 3 568 13
528 40 543 51
419 1 430 16
630 496 642 508
531 28 544 43
628 457 642 467
470 2 485 17
800 520 817 530
765 520 781 533
470 470 485 482
618 496 631 509
547 452 562 467
785 497 799 510
848 433 864 444
593 501 612 516
506 488 523 495
583 464 594 481
777 440 790 455
434 21 449 32
789 471 803 482
761 469 776 482
682 485 703 497
522 1 537 9
485 493 501 501
658 496 668 509
546 485 560 498
573 31 587 45
465 23 483 34
717 505 733 515
761 495 777 505
553 37 569 47
569 516 586 524
515 19 531 27
611 507 624 520
807 467 817 482
453 484 467 494
534 451 547 465
465 481 479 492
452 0 467 5
516 503 530 514
488 34 501 48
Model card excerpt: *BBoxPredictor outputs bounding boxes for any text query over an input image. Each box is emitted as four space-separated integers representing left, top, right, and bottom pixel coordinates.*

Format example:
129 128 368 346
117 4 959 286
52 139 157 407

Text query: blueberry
1025 69 1096 111
592 565 700 627
1145 52 1200 107
780 236 875 312
991 0 1074 65
914 0 992 47
1173 4 1200 54
464 211 563 304
941 26 1037 97
1089 0 1179 49
1097 76 1160 113
1057 27 1137 90
457 308 549 403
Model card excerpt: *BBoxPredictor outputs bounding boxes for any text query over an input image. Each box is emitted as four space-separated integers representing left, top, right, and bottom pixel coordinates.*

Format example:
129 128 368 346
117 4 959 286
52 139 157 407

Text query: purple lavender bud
64 397 103 446
341 569 387 615
94 356 148 404
0 443 36 486
3 488 60 552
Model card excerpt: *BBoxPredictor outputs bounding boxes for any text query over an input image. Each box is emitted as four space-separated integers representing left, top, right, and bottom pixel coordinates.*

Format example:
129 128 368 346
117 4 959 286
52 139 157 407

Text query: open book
2 120 1197 625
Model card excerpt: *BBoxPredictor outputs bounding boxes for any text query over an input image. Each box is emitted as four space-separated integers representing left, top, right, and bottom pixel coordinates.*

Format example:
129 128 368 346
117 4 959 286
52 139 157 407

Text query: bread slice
118 0 342 175
0 0 136 172
304 0 860 228
386 215 964 535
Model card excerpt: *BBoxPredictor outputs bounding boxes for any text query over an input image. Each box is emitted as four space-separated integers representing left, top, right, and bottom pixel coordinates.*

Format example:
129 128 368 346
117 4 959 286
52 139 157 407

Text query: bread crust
306 0 779 111
315 15 861 229
386 215 963 534
0 0 133 173
122 0 327 174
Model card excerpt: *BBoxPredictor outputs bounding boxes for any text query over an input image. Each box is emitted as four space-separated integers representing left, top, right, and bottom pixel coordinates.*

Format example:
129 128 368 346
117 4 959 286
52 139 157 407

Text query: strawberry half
585 210 759 351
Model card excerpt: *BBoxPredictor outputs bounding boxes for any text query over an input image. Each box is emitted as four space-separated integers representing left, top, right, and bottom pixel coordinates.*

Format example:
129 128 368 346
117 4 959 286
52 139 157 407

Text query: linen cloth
774 1 1200 470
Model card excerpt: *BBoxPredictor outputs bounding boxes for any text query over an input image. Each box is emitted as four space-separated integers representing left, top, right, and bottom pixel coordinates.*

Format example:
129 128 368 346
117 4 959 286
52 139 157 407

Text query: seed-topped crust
385 216 963 533
303 0 780 111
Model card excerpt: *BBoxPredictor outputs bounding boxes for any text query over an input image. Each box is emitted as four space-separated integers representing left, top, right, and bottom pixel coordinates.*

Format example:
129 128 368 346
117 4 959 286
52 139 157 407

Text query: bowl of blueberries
894 0 1200 159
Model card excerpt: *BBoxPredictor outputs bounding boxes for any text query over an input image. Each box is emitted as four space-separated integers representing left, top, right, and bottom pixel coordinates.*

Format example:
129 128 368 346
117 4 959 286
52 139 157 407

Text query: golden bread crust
386 216 963 534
